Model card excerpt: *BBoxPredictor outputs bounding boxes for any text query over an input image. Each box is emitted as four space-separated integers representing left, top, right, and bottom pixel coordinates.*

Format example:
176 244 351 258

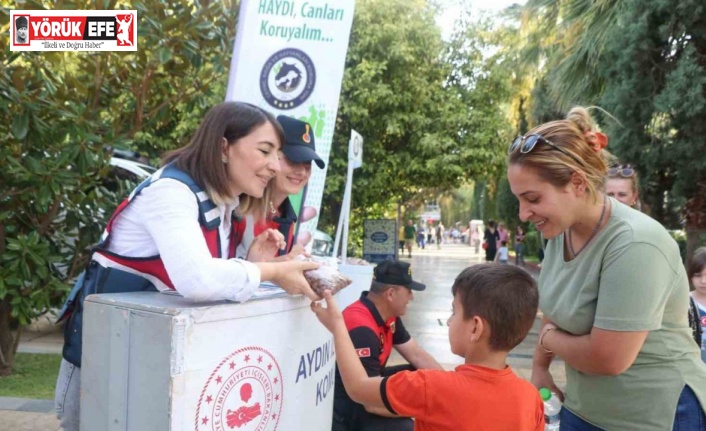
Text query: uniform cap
373 260 426 291
276 115 325 169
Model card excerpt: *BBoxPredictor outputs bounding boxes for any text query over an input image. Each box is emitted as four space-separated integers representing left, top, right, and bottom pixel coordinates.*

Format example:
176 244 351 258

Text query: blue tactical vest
58 164 238 367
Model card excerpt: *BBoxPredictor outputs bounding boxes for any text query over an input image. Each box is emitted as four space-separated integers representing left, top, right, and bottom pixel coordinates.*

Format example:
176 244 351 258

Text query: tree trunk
0 298 19 376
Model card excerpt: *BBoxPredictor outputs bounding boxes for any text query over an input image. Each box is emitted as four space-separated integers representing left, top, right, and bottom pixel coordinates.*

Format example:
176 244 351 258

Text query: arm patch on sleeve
356 348 371 358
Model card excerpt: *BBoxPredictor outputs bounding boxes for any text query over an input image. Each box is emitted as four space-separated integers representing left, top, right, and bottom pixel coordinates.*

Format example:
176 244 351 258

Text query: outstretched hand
269 259 321 301
247 229 286 262
310 290 344 333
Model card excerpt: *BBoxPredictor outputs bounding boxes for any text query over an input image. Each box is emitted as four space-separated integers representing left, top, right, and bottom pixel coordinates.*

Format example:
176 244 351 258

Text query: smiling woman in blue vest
54 102 321 431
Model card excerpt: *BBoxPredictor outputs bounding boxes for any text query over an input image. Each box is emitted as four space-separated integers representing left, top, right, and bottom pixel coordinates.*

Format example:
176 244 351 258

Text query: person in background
495 240 509 264
435 222 444 249
54 102 320 431
471 225 481 254
514 226 526 267
328 260 443 431
483 220 499 262
605 163 641 211
403 220 416 259
508 107 706 430
689 247 706 362
497 222 509 250
426 221 434 246
312 264 544 431
416 222 426 250
235 115 325 260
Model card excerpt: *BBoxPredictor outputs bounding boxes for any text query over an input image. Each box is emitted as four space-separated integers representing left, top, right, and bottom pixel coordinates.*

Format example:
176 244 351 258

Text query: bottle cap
539 387 552 401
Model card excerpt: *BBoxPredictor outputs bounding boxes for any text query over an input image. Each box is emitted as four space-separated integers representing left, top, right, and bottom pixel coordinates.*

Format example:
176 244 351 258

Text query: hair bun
566 106 596 135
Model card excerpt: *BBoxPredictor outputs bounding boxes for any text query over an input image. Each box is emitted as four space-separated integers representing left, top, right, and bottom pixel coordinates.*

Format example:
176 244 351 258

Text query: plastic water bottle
539 387 561 431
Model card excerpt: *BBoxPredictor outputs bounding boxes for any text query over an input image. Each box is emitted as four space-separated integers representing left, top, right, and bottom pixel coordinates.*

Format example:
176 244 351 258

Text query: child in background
495 240 509 264
311 264 544 431
514 226 526 267
689 247 706 362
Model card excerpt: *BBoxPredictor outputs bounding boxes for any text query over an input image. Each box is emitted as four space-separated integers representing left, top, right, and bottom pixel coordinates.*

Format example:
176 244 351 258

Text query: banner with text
225 0 356 243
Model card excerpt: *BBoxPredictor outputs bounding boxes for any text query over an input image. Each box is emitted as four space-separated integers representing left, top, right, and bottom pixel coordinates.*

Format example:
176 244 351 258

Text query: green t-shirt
539 198 706 431
403 225 416 240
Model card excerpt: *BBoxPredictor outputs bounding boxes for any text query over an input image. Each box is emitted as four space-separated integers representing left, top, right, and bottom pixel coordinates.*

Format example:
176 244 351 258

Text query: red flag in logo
356 348 371 358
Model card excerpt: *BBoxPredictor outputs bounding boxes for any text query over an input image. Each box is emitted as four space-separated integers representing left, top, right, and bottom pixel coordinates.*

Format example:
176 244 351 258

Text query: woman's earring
221 155 227 164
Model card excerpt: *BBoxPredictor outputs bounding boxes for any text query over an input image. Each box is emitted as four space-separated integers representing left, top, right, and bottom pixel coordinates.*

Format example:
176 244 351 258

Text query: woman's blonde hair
237 182 273 220
508 108 608 203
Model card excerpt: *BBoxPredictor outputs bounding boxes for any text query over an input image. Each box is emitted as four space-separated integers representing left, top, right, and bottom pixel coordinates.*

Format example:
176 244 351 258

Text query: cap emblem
302 124 311 144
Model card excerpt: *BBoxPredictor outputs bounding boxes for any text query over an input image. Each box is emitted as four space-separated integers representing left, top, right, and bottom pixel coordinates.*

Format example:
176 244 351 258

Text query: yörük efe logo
260 48 316 110
10 10 137 52
195 346 284 431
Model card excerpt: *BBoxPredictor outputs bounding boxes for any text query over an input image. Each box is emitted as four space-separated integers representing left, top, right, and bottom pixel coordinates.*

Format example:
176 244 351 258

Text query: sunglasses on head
607 164 635 178
508 134 583 166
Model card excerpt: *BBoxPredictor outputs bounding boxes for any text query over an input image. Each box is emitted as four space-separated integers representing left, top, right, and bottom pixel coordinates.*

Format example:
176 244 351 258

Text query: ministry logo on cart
195 346 284 431
260 48 316 110
10 10 137 52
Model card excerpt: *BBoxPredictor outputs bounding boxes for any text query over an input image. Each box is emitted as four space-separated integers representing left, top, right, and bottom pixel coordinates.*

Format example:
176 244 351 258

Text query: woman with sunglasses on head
604 162 703 351
605 164 641 210
54 102 321 431
507 107 706 430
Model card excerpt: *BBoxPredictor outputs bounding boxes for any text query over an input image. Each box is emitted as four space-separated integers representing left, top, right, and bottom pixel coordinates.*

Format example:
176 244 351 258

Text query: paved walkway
0 243 563 430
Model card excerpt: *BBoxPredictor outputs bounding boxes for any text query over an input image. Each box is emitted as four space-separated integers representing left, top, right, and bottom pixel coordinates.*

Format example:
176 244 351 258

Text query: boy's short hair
501 240 507 246
451 264 538 351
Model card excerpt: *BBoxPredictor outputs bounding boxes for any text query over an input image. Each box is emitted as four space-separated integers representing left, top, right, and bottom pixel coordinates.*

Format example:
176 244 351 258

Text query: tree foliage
320 1 514 251
598 0 706 236
0 0 236 374
517 0 706 259
496 176 520 229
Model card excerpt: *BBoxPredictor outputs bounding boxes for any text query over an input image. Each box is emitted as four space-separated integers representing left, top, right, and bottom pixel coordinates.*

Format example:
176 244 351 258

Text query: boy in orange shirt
311 263 544 431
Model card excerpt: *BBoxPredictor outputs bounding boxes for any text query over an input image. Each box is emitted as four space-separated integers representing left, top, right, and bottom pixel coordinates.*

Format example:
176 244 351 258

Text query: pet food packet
303 263 352 297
